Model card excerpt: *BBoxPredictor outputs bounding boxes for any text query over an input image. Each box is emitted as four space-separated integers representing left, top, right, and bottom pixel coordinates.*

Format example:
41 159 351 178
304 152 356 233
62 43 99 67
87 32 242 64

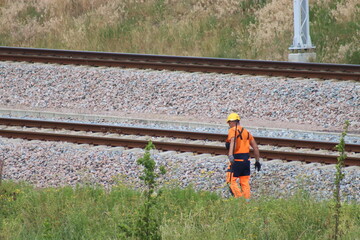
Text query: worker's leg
226 171 234 196
229 175 243 198
239 175 251 199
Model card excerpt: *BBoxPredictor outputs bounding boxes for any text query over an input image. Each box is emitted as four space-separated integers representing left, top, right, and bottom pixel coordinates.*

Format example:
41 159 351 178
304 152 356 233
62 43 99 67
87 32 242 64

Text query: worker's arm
250 139 260 162
227 137 235 163
228 137 235 156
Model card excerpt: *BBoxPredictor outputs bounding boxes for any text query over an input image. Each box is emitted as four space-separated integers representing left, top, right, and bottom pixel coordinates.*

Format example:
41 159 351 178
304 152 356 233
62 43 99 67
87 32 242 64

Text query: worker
225 112 261 200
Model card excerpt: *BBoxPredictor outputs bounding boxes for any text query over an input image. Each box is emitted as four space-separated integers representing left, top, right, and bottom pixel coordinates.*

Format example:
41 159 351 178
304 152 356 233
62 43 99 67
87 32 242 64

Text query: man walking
225 113 261 200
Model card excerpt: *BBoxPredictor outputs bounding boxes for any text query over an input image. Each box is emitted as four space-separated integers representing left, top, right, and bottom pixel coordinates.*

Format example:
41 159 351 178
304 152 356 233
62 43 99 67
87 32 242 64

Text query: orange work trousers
226 172 251 199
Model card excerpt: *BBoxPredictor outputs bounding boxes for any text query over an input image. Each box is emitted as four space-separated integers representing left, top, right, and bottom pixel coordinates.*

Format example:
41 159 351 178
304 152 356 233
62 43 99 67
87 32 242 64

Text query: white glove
228 155 235 164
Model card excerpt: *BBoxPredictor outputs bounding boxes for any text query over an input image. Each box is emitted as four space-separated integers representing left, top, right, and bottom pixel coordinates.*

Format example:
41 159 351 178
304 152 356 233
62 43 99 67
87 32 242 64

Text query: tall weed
332 120 350 240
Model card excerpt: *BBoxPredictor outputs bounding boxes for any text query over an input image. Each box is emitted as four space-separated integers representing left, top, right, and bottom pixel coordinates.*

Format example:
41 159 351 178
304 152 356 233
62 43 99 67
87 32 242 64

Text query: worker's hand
228 155 235 164
255 160 261 171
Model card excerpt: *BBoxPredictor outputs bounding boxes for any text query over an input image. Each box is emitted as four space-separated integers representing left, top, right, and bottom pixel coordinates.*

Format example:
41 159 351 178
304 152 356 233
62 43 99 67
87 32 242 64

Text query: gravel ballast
0 61 359 132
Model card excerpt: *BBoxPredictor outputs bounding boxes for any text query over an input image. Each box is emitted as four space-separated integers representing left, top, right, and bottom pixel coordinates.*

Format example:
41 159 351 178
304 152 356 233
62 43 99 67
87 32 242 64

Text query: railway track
0 117 359 166
1 47 360 81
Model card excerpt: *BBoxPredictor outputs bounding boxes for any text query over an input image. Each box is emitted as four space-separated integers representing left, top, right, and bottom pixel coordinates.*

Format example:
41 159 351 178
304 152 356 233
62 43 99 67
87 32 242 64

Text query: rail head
1 46 359 80
0 128 359 166
1 117 359 153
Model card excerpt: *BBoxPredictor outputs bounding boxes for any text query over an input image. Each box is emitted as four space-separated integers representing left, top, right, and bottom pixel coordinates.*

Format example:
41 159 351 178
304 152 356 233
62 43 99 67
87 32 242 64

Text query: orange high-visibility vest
226 125 254 154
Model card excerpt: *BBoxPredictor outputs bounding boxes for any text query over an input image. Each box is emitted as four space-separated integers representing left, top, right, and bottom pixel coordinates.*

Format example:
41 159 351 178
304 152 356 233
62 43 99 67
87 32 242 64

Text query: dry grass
331 0 360 22
249 0 293 60
192 0 241 17
0 0 359 63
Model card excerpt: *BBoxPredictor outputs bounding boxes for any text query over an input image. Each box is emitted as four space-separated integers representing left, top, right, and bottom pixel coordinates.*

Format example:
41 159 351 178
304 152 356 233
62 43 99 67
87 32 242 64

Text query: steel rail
1 47 359 81
0 129 358 166
2 46 359 72
1 117 359 153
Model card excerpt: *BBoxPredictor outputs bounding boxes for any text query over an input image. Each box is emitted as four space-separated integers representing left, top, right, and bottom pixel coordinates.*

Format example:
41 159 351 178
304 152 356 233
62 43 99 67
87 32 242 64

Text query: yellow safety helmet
226 113 240 122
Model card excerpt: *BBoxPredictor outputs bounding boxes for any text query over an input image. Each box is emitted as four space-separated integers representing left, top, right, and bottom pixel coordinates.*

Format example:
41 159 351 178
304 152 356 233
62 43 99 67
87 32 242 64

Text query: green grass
310 1 360 63
1 181 359 240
